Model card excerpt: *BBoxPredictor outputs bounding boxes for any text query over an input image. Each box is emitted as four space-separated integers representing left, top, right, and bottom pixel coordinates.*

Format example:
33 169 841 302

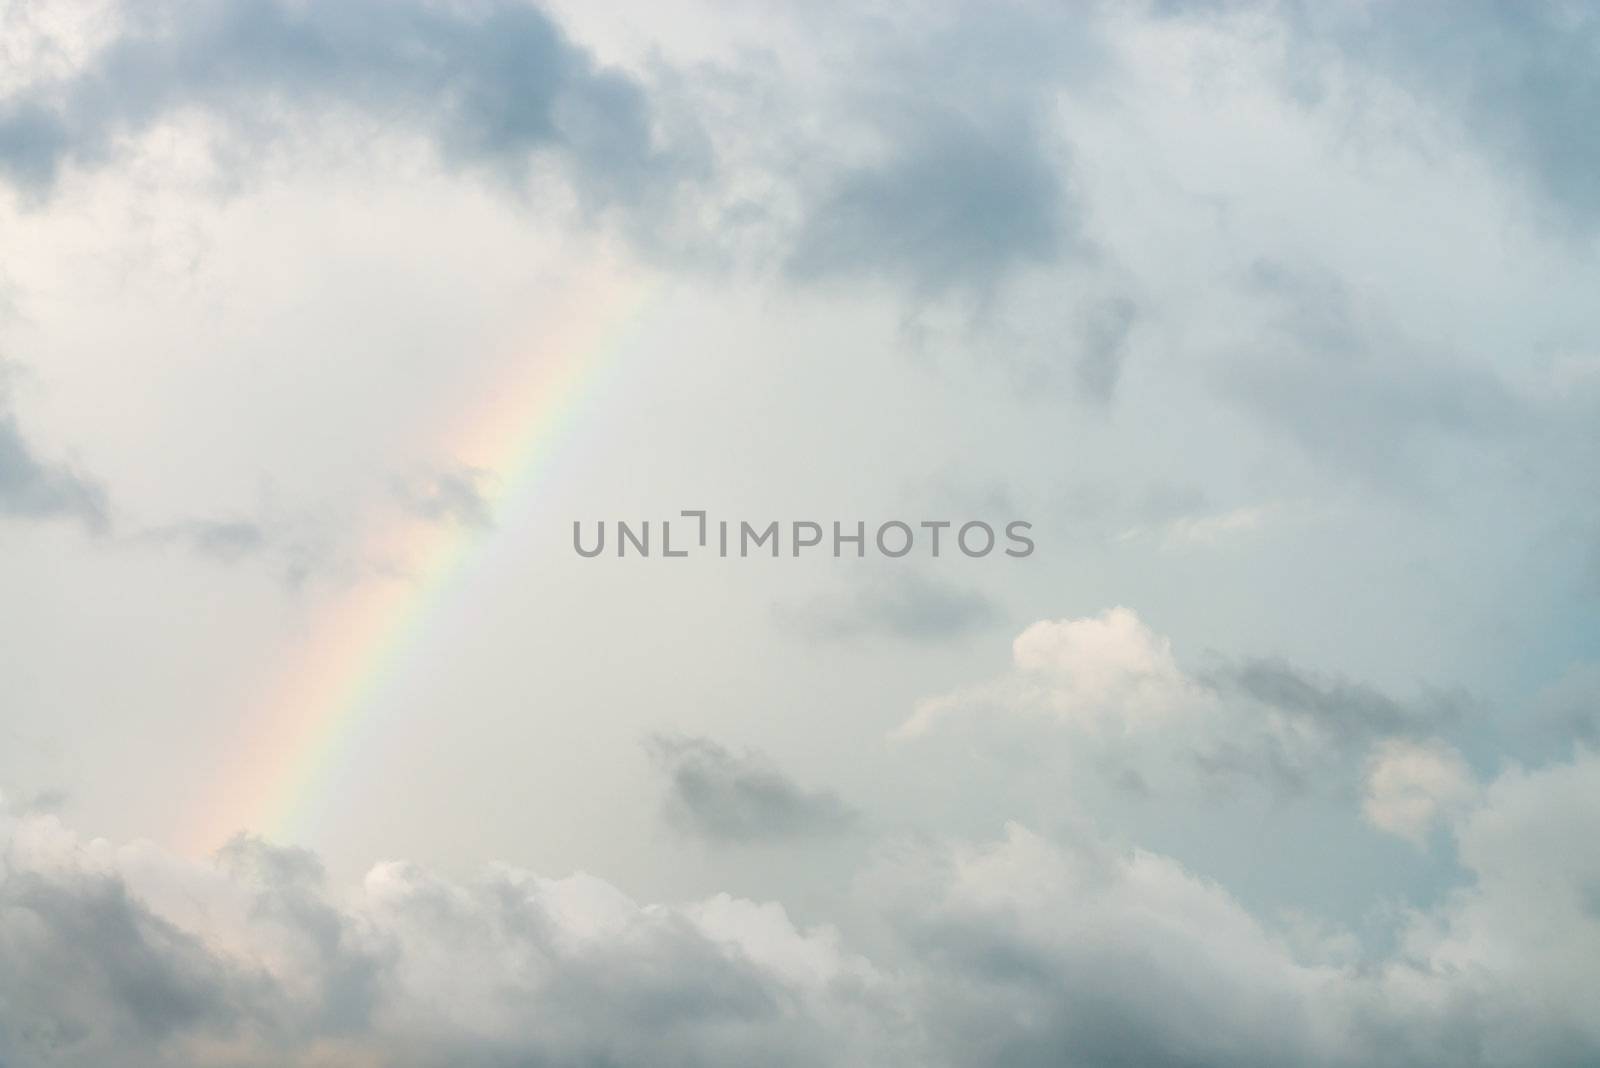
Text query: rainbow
197 261 657 849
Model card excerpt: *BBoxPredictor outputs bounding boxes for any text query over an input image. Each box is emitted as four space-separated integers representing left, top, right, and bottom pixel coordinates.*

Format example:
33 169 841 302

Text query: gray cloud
215 836 386 1038
1153 3 1600 228
1308 1 1600 229
1194 654 1473 797
0 0 687 206
131 461 492 579
777 571 998 644
137 517 267 562
7 6 1600 1062
0 0 1101 316
1073 295 1140 404
1205 655 1465 747
7 756 1600 1067
786 108 1070 296
126 513 343 589
0 368 107 533
1221 261 1526 487
645 734 857 844
764 3 1107 300
0 871 254 1060
177 518 266 559
0 814 878 1067
393 465 492 528
0 414 107 533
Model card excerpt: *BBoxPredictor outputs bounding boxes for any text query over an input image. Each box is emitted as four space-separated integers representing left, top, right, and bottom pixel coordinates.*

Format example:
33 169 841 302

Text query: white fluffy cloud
895 606 1195 739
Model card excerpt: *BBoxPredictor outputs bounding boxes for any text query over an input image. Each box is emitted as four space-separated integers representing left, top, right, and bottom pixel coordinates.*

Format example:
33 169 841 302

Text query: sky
3 0 1600 1064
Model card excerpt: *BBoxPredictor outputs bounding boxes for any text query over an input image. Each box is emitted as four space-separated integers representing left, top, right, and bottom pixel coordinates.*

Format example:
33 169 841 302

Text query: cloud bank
5 738 1600 1066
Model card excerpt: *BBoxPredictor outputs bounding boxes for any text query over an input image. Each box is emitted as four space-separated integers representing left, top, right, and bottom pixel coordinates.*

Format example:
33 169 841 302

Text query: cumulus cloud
0 801 892 1067
893 757 1600 1067
896 822 1335 1067
6 752 1600 1066
894 606 1195 740
645 734 858 844
897 606 1473 803
1380 748 1600 1065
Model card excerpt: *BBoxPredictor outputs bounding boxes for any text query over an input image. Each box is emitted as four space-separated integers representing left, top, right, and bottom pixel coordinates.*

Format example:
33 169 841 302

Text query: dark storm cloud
0 0 688 205
645 734 857 844
777 571 998 644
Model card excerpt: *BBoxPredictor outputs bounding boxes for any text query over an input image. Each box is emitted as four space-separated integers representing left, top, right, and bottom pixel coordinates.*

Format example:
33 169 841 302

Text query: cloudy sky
4 0 1600 1064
